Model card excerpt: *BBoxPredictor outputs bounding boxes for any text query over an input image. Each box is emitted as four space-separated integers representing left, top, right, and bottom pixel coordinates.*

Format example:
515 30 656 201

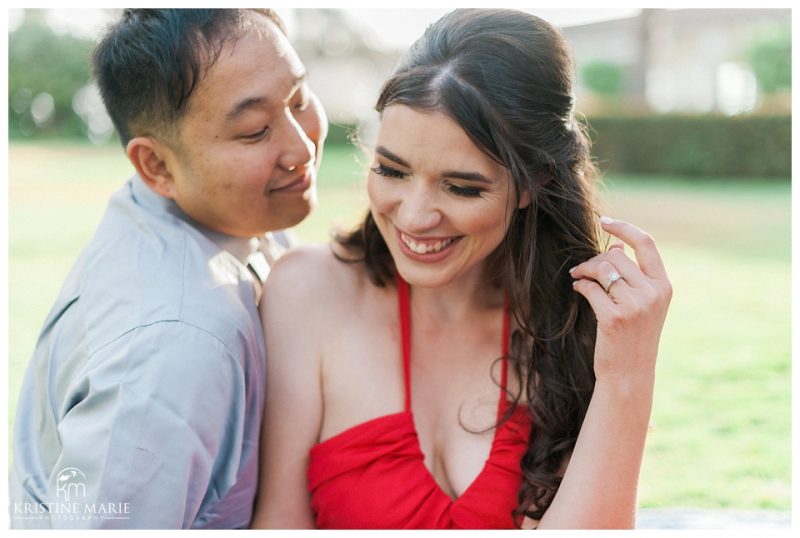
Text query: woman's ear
126 136 177 199
518 188 532 209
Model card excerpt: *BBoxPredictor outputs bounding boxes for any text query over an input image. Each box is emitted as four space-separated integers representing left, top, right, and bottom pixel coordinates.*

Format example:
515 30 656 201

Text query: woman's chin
393 262 455 289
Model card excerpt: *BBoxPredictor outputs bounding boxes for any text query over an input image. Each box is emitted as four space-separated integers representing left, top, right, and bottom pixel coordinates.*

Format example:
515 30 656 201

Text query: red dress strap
497 293 511 419
397 274 412 412
397 274 511 418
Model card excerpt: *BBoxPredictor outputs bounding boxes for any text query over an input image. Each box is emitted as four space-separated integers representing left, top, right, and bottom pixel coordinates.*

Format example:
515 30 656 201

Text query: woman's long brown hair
336 9 602 523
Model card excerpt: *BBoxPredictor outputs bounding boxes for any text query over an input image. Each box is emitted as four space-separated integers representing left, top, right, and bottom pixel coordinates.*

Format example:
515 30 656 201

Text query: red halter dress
307 276 532 529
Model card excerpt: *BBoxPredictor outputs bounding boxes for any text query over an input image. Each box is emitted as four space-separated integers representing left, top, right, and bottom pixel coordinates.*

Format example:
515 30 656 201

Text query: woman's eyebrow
441 170 492 184
376 145 492 183
375 146 410 167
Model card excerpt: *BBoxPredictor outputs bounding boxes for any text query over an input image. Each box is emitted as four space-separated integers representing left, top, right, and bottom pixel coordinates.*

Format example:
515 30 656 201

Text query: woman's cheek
367 174 394 212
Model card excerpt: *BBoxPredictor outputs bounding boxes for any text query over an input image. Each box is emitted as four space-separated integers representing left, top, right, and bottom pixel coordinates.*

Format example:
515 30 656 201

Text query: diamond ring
604 271 622 293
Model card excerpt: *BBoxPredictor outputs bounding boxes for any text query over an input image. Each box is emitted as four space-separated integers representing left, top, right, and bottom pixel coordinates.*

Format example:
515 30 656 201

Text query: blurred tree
579 60 628 115
8 10 95 139
745 24 791 94
580 60 625 98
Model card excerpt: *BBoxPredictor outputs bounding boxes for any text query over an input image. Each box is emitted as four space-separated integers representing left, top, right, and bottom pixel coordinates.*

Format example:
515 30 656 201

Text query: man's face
164 16 327 237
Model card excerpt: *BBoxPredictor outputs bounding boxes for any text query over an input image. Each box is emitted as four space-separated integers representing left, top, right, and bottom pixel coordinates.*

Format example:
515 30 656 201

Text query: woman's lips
395 228 461 262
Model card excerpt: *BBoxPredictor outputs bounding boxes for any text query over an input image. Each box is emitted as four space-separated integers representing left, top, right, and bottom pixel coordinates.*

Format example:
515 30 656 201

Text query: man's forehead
184 19 305 120
224 71 307 124
217 16 304 78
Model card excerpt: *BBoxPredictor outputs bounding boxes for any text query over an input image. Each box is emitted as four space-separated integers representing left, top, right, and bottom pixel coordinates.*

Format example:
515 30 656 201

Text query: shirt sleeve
45 321 247 529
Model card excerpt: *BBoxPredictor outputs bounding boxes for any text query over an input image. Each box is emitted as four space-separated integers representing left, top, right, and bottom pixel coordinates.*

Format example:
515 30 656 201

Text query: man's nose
304 93 328 155
277 113 315 171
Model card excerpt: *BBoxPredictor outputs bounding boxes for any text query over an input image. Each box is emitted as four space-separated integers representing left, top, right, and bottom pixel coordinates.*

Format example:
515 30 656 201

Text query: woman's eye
447 185 483 198
371 163 407 179
294 100 310 112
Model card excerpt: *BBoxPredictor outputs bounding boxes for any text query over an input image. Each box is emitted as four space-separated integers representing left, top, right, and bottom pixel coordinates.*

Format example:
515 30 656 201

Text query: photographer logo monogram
56 468 87 502
10 467 131 522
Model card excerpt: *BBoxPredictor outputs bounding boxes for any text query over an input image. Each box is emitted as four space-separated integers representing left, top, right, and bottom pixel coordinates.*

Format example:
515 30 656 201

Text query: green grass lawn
7 141 791 510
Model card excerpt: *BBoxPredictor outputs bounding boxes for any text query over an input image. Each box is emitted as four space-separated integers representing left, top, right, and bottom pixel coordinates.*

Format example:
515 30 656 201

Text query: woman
252 9 671 529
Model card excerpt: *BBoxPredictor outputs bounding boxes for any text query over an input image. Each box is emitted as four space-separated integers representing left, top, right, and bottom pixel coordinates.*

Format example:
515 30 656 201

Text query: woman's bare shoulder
263 242 368 311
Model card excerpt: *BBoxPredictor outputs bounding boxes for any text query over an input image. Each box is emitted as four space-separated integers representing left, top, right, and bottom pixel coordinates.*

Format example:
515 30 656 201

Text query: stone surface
636 508 792 529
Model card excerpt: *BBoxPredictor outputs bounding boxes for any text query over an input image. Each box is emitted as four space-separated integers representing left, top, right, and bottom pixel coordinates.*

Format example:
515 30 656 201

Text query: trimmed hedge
584 115 790 178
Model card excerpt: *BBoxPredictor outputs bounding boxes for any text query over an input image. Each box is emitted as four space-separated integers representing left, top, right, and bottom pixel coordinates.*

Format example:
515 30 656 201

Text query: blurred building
289 9 401 132
562 8 791 115
291 8 790 127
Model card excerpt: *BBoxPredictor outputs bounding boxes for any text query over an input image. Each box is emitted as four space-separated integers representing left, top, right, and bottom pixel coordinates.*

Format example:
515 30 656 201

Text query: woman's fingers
570 217 673 311
570 217 673 386
570 258 634 304
599 217 668 281
572 277 618 315
570 249 646 290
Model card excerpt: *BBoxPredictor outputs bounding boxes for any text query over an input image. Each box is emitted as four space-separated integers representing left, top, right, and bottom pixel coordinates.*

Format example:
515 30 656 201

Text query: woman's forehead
377 105 506 175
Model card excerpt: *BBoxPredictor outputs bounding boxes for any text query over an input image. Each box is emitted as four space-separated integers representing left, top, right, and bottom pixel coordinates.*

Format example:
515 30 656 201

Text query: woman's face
368 105 529 288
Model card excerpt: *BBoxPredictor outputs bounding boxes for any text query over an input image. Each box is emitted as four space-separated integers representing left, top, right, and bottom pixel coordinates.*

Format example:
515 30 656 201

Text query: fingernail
568 266 577 273
600 216 614 225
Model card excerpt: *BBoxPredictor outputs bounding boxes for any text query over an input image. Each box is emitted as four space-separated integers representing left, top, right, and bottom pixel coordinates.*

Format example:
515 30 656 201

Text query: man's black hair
93 9 285 146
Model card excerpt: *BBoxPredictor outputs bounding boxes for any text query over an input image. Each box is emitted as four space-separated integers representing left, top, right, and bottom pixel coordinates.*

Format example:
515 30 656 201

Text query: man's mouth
269 171 312 194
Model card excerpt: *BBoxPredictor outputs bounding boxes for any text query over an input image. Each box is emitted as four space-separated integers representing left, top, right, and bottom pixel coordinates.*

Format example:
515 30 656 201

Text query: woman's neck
405 262 504 324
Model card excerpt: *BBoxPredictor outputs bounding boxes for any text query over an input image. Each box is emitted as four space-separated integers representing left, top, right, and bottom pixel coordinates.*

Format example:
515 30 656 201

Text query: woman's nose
396 184 442 232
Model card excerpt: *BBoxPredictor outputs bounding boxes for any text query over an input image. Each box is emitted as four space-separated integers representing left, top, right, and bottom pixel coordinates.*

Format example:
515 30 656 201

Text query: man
9 9 327 529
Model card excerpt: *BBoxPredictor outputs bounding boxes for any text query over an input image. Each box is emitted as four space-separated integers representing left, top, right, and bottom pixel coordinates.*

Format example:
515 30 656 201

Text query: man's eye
243 127 269 140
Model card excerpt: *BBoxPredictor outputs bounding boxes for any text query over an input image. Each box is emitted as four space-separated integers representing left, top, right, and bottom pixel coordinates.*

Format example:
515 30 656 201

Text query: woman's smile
396 228 463 262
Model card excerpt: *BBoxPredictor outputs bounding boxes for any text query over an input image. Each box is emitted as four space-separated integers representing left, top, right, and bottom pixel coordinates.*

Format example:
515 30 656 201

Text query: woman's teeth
400 233 455 254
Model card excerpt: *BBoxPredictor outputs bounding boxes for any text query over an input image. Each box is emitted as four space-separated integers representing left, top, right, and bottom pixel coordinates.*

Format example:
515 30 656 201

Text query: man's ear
126 136 178 199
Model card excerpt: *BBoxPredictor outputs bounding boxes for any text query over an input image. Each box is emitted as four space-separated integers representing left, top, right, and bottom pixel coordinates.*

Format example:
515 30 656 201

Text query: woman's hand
537 217 671 529
569 217 672 388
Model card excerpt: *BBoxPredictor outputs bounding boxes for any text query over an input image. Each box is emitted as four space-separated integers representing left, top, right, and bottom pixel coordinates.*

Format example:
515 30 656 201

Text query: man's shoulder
81 215 244 300
65 207 259 357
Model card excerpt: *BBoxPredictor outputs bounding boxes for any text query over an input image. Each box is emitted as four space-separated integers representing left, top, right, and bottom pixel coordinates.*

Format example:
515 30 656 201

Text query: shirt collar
130 173 260 265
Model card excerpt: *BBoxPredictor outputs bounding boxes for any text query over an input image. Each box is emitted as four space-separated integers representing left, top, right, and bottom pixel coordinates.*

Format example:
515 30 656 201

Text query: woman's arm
537 217 672 529
251 249 326 529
